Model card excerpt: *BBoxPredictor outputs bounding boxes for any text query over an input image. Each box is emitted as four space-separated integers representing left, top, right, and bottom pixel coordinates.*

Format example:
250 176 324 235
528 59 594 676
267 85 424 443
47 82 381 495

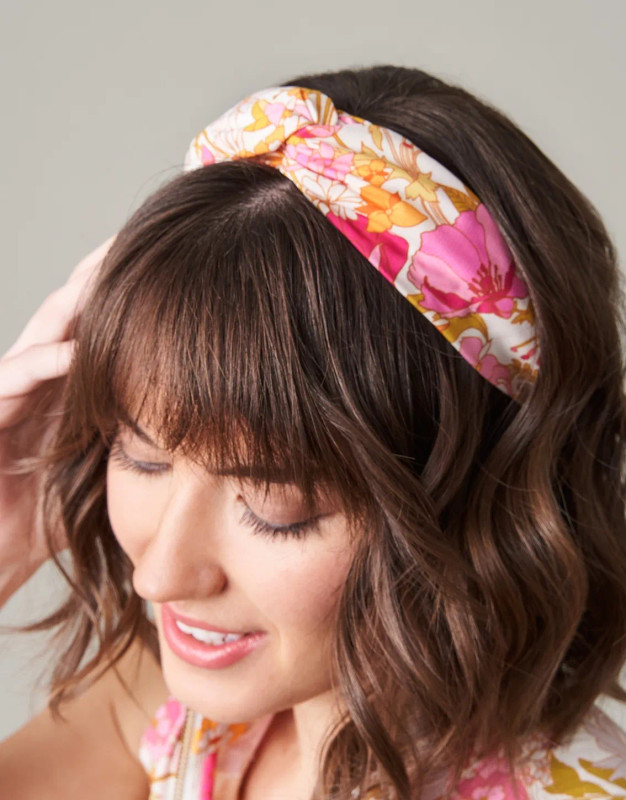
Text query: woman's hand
0 235 116 606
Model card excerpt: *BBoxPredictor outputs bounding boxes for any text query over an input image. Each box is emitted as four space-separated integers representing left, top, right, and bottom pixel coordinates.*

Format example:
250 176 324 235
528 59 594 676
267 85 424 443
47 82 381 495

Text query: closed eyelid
108 441 337 531
110 443 304 506
114 430 305 487
112 424 330 504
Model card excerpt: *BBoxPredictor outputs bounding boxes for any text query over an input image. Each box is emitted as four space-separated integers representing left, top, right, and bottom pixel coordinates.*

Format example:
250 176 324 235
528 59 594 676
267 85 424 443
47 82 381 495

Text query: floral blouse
138 695 626 800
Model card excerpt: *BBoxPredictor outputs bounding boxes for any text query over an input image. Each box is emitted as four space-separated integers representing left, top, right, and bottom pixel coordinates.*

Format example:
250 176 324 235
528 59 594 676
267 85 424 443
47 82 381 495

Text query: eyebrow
120 419 300 485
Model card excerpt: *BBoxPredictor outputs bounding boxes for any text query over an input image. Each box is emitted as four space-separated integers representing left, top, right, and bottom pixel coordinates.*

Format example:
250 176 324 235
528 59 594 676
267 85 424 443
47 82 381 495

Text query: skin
105 419 358 797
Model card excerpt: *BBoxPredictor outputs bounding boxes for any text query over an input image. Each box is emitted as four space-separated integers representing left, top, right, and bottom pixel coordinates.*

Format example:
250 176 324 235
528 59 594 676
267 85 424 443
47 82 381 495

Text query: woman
0 64 625 800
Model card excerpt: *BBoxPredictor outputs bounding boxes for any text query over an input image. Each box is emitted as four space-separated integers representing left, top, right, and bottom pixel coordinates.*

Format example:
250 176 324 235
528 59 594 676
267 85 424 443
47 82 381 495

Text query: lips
161 604 268 669
164 604 256 635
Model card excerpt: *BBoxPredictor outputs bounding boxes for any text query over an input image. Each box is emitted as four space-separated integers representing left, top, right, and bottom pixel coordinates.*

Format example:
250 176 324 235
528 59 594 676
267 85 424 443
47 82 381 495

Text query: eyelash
107 441 321 541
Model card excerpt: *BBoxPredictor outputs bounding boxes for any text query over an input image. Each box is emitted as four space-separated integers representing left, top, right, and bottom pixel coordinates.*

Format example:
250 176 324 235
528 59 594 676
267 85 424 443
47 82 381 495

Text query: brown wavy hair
7 64 626 800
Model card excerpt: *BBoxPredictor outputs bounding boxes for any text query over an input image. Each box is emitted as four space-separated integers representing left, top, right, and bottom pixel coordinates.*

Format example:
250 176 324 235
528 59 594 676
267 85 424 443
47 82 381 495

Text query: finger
0 341 76 428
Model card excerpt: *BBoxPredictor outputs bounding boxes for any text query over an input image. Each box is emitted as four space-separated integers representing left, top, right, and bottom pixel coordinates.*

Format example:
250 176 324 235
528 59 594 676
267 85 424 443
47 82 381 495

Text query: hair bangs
72 163 373 527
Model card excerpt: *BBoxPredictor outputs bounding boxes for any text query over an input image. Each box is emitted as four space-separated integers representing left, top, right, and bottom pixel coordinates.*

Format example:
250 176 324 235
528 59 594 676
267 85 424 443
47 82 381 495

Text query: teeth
175 620 244 645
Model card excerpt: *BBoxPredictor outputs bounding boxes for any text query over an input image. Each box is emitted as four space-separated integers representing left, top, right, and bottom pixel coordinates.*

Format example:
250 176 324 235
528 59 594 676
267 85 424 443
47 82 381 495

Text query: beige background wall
1 0 625 740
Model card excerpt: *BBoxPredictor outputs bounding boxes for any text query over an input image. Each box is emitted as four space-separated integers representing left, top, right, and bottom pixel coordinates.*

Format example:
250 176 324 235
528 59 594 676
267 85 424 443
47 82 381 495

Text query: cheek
245 538 353 638
105 464 163 562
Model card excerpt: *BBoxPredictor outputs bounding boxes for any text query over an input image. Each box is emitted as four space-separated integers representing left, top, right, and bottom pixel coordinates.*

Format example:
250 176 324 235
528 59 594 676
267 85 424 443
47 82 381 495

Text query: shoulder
0 635 169 799
450 705 626 800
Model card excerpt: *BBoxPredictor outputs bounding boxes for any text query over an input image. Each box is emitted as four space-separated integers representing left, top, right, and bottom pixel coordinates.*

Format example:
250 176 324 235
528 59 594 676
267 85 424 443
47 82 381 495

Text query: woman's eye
108 440 169 476
239 504 322 542
109 440 323 540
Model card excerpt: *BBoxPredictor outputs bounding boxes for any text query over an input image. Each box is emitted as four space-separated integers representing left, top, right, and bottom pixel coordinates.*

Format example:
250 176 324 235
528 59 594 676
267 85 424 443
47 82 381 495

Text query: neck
258 690 349 798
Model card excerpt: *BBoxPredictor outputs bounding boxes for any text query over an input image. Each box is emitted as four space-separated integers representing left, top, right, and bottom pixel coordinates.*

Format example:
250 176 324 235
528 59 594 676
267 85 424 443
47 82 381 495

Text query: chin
157 651 277 724
174 685 274 725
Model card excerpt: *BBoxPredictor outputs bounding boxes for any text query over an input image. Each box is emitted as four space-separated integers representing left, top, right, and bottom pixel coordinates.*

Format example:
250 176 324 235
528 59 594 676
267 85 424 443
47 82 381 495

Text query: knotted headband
182 85 540 403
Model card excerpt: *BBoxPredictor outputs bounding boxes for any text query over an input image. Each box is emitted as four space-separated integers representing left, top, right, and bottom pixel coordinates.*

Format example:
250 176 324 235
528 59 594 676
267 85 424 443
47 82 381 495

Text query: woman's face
105 418 357 723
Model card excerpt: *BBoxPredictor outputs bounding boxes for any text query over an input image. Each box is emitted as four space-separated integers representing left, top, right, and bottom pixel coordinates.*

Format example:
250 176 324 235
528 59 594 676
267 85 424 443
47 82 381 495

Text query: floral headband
182 85 540 403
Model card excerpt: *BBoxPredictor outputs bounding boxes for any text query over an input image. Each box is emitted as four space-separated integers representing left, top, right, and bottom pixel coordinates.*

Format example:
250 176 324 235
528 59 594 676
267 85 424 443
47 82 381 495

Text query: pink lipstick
161 604 267 669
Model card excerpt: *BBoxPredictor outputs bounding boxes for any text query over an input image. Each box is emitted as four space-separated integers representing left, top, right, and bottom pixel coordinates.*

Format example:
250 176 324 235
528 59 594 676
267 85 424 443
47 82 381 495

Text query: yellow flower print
357 184 427 233
245 99 275 132
404 171 439 203
353 151 389 187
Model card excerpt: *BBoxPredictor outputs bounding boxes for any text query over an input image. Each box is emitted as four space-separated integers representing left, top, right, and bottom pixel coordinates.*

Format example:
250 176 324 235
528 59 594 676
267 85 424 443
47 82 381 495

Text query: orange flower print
354 152 389 187
357 184 427 233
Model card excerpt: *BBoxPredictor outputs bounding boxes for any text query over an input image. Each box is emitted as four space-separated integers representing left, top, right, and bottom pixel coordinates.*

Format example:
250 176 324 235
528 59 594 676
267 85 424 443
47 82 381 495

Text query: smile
174 620 243 645
161 605 268 669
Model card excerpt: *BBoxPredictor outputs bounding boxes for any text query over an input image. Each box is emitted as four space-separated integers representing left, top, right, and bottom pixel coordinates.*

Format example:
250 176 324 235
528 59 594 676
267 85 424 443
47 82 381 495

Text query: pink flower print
141 697 187 763
294 123 342 139
409 206 528 320
284 141 353 181
454 753 530 800
200 144 216 166
459 337 511 392
327 209 409 284
264 101 290 126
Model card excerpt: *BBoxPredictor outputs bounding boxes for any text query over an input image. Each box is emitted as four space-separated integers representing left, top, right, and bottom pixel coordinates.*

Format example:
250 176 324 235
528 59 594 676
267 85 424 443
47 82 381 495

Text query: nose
131 470 227 603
